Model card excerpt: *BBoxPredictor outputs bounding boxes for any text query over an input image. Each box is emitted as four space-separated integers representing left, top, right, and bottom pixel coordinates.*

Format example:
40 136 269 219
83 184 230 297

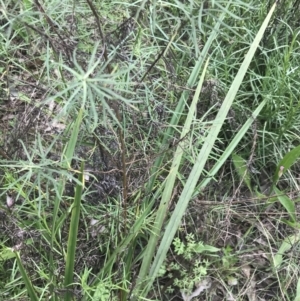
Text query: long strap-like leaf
142 2 278 297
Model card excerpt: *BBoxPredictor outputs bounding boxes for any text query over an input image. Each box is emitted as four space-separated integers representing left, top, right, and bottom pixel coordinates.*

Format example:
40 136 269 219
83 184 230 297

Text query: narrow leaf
294 278 300 301
194 100 266 196
64 161 85 301
193 244 220 253
143 2 277 296
272 145 300 188
273 187 296 222
232 153 252 192
135 58 210 290
273 232 300 270
15 251 39 301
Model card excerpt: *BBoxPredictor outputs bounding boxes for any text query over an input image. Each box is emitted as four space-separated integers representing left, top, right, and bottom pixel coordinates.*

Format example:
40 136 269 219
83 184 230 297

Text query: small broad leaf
272 145 300 187
0 247 16 261
273 232 300 270
273 187 296 222
232 153 252 192
227 276 238 286
193 244 220 253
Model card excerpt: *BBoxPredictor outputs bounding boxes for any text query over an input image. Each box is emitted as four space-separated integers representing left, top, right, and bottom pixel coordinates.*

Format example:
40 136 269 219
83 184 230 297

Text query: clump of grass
1 0 300 301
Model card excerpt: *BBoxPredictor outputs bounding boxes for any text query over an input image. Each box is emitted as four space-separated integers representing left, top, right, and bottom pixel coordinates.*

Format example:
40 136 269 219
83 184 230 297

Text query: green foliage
221 245 239 270
136 3 277 297
173 259 210 294
64 162 85 301
1 0 300 300
173 234 220 260
294 278 300 301
272 145 300 188
232 153 252 192
273 232 300 271
272 187 296 224
159 234 216 294
15 251 39 301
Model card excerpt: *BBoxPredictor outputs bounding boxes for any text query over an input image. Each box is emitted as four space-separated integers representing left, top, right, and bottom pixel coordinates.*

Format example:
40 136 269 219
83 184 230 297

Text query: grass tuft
1 0 300 300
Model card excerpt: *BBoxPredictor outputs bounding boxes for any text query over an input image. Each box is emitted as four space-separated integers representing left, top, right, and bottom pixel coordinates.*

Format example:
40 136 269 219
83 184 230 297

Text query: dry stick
137 25 179 88
23 22 58 56
85 0 129 227
138 47 166 84
85 0 110 71
34 0 73 66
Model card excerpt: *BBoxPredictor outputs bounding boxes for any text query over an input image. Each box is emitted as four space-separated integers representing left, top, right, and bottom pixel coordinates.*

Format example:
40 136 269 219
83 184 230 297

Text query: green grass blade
232 153 252 193
135 59 210 292
64 161 85 301
50 108 84 300
273 232 300 270
63 108 84 168
15 251 39 301
85 196 158 300
143 2 277 296
193 100 267 196
143 3 228 202
52 107 84 236
272 144 300 189
273 187 296 223
294 278 300 301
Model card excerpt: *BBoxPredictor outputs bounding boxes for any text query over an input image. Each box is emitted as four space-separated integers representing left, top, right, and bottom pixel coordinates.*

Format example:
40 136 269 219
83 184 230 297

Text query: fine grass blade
141 2 277 297
51 107 84 235
64 161 85 301
85 196 158 301
133 5 230 296
63 108 84 169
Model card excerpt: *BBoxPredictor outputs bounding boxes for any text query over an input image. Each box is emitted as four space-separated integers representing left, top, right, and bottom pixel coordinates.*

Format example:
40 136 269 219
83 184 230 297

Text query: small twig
85 0 111 73
138 46 166 84
33 0 73 66
137 25 178 86
23 22 58 58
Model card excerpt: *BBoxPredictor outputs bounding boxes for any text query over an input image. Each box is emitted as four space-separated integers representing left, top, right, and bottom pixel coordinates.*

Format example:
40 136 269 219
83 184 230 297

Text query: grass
1 0 300 300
